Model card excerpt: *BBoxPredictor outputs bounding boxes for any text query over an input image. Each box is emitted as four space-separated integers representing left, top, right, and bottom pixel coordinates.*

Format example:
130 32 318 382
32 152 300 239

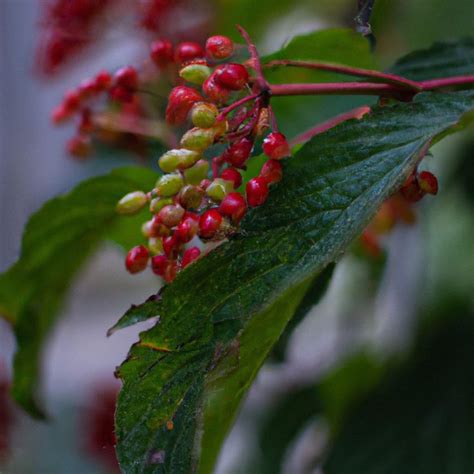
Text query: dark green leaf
390 38 474 80
324 309 474 474
115 90 474 473
0 167 158 417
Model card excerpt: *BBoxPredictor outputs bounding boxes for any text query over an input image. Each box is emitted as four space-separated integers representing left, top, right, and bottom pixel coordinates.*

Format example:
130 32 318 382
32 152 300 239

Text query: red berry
400 174 424 202
163 260 179 283
125 245 149 274
94 70 112 90
206 35 234 60
199 209 223 239
220 167 242 189
175 216 199 243
150 39 174 66
263 132 290 160
246 177 269 207
418 171 438 195
113 66 138 90
51 104 70 124
151 254 167 276
182 247 201 268
219 192 247 223
214 63 249 91
78 78 98 99
223 138 253 168
260 159 283 184
202 75 230 104
63 89 80 111
109 85 134 103
175 42 205 64
166 86 203 126
163 234 179 258
79 108 93 133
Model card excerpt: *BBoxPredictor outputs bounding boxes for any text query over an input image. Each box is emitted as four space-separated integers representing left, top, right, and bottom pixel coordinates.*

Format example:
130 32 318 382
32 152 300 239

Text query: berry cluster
117 34 291 282
36 0 110 75
361 169 438 257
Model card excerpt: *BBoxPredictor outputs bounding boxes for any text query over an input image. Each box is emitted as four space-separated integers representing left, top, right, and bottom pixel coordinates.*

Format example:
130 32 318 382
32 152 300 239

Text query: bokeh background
1 0 473 472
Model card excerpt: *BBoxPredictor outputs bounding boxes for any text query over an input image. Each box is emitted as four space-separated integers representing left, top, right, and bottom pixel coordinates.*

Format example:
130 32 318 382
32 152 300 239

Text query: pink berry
175 42 205 64
182 247 201 268
51 104 70 124
109 85 134 103
199 209 222 239
219 192 247 223
223 138 253 168
205 35 234 60
260 159 283 184
150 39 174 66
166 86 203 126
263 132 290 160
125 245 149 274
220 167 242 189
214 63 249 91
114 66 138 90
246 177 269 207
163 260 179 282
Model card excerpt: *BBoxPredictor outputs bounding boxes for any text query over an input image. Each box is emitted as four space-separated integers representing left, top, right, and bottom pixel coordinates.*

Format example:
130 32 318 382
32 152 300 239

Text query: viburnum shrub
2 2 474 472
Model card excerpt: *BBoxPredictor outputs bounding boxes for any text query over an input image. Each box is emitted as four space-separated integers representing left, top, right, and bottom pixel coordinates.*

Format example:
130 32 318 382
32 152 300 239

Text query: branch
264 60 421 90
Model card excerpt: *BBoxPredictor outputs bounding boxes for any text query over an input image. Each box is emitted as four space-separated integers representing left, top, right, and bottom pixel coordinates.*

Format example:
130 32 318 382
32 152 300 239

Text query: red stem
237 25 269 91
420 75 474 90
290 106 371 146
265 60 421 91
218 93 258 120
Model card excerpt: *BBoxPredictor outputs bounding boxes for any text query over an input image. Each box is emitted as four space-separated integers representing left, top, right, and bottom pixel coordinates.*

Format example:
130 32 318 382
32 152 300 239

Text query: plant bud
180 127 214 152
179 64 212 85
148 237 164 255
178 185 204 209
157 204 185 227
116 191 148 215
159 149 201 172
191 102 218 128
155 173 184 197
183 159 209 185
149 197 173 214
206 178 233 202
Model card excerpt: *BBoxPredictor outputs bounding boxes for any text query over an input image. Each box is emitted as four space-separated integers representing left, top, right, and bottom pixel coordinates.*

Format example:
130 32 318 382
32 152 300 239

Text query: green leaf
114 90 474 473
0 167 158 417
324 308 474 474
261 29 377 137
390 37 474 80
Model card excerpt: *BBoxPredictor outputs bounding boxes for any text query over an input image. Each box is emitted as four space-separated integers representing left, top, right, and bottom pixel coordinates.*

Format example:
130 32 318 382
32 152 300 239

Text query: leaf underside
115 90 474 473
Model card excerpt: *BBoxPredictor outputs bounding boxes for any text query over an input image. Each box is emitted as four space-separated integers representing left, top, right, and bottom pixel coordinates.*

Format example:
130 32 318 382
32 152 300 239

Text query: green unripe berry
179 64 212 85
116 191 148 215
205 178 233 202
142 220 153 238
180 127 214 152
159 149 201 173
155 173 184 197
191 102 218 128
148 237 164 255
149 197 173 214
183 159 209 185
179 185 204 209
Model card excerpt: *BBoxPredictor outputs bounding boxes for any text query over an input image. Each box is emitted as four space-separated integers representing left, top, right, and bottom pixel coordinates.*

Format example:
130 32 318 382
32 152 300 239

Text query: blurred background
0 0 473 472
